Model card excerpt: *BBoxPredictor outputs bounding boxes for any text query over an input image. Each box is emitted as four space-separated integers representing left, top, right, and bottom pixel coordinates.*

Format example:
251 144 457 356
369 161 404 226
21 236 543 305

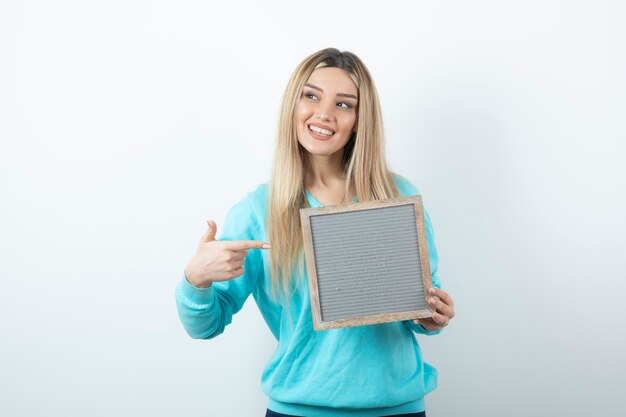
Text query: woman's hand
413 287 455 332
185 220 270 288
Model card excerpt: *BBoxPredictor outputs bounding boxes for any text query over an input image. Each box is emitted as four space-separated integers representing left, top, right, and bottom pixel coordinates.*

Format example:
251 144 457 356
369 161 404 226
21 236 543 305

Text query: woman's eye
304 92 318 100
337 102 353 109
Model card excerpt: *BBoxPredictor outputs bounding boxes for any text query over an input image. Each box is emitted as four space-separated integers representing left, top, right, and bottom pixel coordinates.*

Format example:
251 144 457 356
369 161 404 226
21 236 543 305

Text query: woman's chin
300 140 345 156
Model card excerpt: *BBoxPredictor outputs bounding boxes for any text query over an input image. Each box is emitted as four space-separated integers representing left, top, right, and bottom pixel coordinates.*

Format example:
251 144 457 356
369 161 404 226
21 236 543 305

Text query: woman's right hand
184 220 271 288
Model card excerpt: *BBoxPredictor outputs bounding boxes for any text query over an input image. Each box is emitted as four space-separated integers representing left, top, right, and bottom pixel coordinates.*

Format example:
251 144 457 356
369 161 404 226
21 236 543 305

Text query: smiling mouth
308 124 335 137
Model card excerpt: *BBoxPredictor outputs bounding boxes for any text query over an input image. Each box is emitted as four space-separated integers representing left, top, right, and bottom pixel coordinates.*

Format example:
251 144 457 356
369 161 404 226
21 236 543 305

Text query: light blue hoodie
175 174 442 417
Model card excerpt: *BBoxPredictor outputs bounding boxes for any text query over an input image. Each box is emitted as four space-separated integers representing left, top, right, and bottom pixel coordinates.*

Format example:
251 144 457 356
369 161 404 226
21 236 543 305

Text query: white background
1 1 625 416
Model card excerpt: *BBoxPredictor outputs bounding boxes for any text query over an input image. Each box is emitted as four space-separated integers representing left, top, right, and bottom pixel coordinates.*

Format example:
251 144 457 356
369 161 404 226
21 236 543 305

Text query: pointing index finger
223 240 271 250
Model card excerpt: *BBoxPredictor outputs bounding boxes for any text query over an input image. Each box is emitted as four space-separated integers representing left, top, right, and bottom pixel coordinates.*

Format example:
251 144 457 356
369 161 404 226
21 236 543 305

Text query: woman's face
295 67 358 157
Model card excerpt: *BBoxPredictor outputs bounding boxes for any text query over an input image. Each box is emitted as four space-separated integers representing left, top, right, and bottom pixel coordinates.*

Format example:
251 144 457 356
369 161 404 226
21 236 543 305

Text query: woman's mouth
308 124 335 141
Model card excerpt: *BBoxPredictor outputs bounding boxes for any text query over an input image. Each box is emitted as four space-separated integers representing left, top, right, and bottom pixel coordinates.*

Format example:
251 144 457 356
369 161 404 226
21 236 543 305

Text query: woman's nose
315 100 335 121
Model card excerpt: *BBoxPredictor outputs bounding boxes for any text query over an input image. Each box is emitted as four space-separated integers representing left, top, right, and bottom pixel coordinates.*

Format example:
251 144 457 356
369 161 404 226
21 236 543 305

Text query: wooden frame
300 195 434 331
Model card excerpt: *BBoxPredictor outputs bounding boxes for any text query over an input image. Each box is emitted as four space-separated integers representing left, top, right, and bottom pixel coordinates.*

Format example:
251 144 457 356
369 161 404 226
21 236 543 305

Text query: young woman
176 48 455 417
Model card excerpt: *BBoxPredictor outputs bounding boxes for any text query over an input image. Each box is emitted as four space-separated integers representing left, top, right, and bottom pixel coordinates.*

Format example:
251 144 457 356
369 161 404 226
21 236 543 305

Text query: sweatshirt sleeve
394 175 444 336
175 193 264 339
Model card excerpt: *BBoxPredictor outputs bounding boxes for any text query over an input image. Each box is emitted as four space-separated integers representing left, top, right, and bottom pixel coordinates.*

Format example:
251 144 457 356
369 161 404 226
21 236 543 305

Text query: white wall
1 1 624 416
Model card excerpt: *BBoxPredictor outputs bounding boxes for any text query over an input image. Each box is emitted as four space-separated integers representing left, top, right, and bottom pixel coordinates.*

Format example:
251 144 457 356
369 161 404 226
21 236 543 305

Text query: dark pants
265 410 426 417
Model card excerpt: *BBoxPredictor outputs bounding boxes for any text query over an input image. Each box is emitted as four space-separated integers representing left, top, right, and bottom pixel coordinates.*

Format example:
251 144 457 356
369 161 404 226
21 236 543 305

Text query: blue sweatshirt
175 174 442 417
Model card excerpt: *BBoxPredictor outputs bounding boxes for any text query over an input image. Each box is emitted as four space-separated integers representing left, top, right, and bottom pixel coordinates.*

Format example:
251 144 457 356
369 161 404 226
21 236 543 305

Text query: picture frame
300 195 434 331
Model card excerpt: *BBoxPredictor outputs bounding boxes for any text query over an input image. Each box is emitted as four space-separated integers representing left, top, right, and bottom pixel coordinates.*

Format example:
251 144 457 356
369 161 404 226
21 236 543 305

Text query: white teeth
309 125 334 136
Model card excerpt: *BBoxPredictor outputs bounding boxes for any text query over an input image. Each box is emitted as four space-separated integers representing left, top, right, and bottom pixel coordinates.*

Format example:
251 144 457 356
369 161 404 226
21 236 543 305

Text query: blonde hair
267 48 400 299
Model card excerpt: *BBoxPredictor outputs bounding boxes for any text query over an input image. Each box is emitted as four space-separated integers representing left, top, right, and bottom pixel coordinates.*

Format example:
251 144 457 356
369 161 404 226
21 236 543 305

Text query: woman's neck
305 153 345 187
305 153 355 205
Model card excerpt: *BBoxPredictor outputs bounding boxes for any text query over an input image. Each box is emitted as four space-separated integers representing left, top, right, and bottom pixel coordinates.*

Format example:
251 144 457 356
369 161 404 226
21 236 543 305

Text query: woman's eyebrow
304 83 358 100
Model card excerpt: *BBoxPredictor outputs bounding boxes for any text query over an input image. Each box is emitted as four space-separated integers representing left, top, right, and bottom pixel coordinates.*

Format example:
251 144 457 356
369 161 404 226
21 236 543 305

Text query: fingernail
429 297 436 305
429 288 436 294
262 244 271 249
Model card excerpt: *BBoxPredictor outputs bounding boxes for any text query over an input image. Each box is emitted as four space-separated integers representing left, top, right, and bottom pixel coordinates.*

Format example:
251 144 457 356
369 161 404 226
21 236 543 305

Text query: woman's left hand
413 287 455 332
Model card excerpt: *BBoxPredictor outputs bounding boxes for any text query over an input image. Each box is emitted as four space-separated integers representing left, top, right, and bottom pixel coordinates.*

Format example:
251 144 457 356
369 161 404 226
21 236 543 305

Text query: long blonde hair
267 48 400 299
